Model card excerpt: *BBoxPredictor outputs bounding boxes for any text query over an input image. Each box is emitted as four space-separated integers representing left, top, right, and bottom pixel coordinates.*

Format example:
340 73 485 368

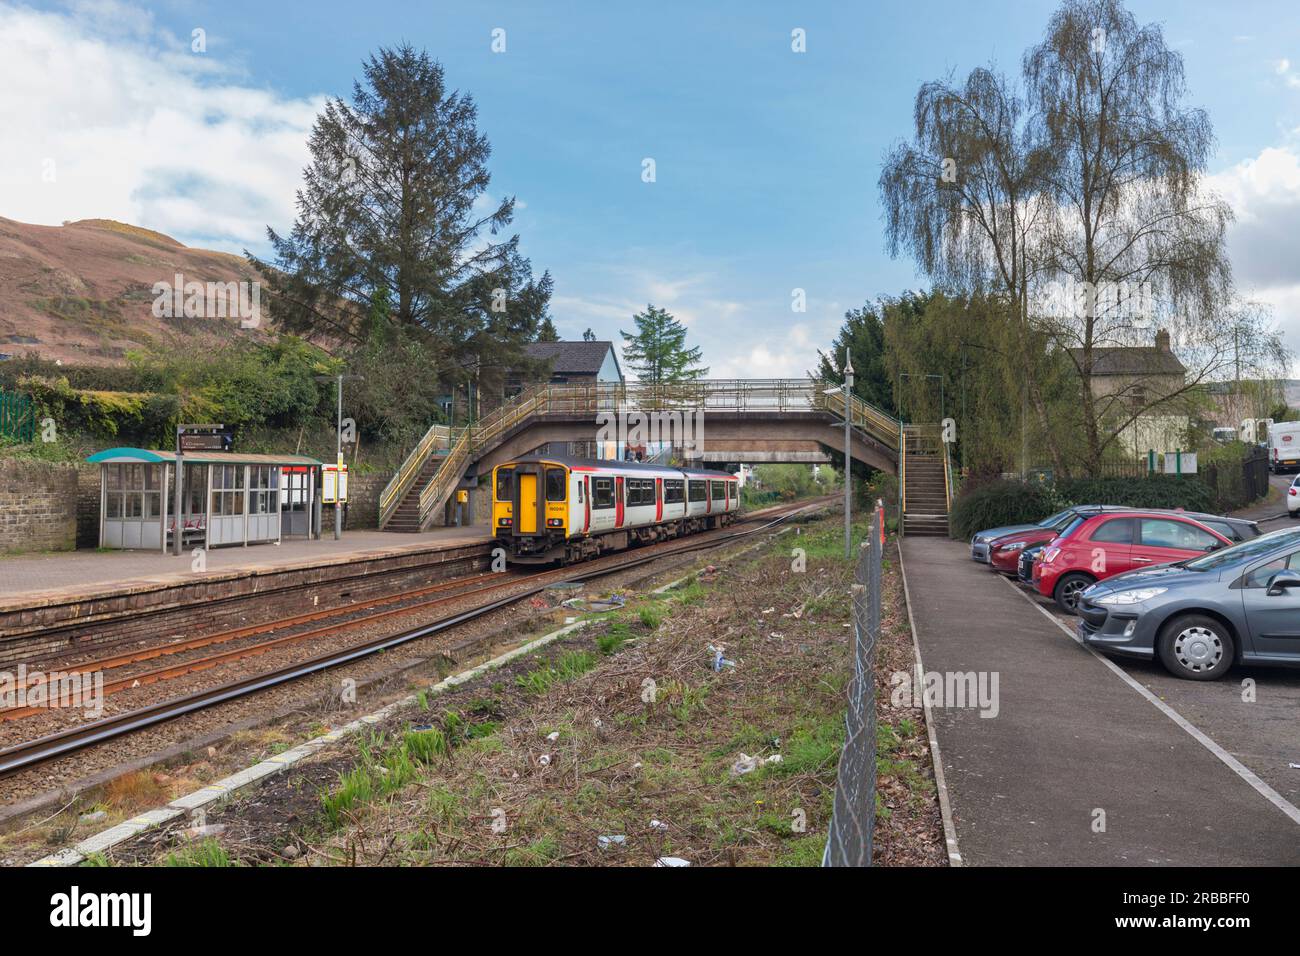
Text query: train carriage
492 455 739 564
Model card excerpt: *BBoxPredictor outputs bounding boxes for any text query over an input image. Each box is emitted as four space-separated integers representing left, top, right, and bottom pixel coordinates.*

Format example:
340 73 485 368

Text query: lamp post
316 374 364 540
843 352 855 559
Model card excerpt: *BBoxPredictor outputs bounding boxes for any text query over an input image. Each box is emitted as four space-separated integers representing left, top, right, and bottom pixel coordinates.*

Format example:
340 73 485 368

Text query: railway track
0 499 827 777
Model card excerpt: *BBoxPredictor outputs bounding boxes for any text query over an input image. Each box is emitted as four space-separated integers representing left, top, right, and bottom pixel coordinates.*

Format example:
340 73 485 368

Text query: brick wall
0 460 78 554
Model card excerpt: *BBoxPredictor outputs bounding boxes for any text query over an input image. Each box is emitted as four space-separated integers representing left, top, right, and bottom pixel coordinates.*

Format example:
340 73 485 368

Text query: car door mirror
1266 569 1300 596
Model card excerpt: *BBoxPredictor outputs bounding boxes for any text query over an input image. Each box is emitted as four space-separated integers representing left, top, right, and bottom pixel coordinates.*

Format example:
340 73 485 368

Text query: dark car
1078 527 1300 680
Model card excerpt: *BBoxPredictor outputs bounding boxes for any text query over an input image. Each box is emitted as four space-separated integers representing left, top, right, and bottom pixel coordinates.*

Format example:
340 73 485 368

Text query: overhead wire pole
843 351 855 559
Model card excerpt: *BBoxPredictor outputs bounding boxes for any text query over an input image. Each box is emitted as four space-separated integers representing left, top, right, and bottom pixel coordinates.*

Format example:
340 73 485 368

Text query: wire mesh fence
822 514 882 867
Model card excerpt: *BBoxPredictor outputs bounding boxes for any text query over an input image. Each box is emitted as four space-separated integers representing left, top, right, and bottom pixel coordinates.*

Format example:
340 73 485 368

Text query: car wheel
1052 572 1093 614
1157 615 1234 681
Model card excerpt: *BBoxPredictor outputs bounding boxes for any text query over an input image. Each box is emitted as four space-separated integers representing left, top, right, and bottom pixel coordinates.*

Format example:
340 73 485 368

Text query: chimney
1155 328 1171 352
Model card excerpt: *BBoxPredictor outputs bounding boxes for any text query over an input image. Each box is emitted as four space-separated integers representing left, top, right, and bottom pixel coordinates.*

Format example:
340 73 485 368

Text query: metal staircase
902 426 951 537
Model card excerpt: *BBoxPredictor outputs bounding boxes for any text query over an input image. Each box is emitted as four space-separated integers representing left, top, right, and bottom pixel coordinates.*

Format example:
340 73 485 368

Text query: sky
2 0 1299 379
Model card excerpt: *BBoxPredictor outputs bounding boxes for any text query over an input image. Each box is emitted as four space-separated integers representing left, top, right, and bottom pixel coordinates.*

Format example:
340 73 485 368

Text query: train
491 455 741 564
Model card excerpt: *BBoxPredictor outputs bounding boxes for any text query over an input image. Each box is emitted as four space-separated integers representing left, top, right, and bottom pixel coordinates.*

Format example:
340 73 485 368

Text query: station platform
0 527 491 606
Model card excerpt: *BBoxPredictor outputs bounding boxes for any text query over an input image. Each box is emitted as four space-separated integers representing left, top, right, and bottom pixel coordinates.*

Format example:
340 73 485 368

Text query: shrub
949 479 1062 541
1055 475 1216 514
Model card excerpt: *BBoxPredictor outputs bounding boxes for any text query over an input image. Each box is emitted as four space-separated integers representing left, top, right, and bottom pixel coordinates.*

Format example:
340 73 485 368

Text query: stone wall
76 463 101 548
0 459 78 554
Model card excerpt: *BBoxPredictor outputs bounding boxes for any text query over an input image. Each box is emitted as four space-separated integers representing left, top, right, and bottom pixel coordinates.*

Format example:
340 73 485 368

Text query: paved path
901 535 1300 865
0 527 490 604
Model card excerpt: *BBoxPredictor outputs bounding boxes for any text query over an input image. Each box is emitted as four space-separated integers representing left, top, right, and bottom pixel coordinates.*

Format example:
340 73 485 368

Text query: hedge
950 475 1219 541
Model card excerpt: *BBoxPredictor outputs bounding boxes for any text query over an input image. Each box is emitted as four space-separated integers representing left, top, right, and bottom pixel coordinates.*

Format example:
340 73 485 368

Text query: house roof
1068 346 1186 376
524 340 620 378
87 448 323 466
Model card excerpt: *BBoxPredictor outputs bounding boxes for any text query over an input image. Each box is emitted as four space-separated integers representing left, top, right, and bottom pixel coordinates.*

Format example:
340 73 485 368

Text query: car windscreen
1183 528 1300 571
1037 509 1073 528
1054 516 1086 539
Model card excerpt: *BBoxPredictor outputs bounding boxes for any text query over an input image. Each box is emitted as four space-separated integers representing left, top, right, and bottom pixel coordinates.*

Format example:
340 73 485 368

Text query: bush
950 479 1062 541
1055 475 1216 514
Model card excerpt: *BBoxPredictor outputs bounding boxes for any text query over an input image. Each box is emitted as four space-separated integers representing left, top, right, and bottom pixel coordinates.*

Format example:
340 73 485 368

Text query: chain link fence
822 514 882 866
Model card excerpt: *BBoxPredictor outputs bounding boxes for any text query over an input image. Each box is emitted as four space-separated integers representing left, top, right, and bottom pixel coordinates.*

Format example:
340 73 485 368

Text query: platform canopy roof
86 447 323 466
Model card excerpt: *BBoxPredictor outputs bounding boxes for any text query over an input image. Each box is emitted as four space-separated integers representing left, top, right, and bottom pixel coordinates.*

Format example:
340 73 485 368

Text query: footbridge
378 379 902 532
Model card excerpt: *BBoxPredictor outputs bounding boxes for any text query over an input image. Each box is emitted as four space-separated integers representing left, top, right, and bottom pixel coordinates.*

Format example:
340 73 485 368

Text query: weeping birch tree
880 0 1289 477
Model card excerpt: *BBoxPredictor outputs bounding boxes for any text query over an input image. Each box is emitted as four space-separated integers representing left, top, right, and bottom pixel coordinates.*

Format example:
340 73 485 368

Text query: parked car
1078 527 1300 680
989 508 1257 577
1018 543 1045 584
1034 511 1232 613
970 507 1104 563
1289 475 1300 516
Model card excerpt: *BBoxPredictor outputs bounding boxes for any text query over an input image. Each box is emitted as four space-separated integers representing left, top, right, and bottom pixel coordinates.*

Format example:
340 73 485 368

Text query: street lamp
843 352 855 559
316 374 364 540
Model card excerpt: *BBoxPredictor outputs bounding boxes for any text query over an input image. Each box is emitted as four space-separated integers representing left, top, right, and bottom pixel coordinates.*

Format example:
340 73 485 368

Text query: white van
1268 421 1300 473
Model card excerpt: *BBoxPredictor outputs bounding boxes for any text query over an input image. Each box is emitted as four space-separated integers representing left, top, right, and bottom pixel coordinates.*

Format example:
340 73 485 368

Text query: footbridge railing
379 378 899 529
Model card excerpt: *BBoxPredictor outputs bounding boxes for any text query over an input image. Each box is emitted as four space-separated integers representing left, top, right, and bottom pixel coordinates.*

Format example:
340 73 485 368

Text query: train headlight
498 517 512 526
546 518 563 527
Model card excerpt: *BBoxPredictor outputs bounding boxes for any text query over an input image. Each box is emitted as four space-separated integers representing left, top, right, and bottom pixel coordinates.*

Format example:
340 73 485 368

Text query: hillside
0 217 274 366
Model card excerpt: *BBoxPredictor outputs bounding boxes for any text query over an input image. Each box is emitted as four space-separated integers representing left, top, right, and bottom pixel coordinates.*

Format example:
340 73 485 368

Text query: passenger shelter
86 447 323 551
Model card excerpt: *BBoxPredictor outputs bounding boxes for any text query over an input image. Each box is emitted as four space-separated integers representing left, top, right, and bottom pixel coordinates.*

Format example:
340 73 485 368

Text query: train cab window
495 469 513 500
688 480 706 503
545 468 567 501
664 479 684 504
711 480 725 501
593 477 614 509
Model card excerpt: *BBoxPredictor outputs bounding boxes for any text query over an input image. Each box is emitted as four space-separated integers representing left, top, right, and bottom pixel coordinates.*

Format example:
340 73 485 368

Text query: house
1069 329 1190 457
521 340 624 385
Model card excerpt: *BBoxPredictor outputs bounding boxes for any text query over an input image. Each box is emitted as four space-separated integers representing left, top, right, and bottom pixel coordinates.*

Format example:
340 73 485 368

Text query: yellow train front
492 455 739 564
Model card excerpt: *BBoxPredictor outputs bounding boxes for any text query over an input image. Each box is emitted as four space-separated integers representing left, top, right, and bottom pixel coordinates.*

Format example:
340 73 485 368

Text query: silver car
1078 528 1300 680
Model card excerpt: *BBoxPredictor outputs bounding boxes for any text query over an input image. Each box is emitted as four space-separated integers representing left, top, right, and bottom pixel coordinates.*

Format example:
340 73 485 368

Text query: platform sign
322 464 348 504
177 424 229 453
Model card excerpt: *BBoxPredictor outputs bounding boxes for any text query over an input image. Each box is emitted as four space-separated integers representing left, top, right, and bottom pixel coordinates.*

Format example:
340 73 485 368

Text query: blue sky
3 0 1300 377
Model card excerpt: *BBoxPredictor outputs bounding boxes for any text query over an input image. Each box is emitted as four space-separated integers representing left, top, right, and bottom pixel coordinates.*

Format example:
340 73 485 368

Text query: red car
1034 511 1231 613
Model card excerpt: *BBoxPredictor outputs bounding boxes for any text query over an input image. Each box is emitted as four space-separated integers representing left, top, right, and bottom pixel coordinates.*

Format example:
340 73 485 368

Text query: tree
879 0 1288 476
582 328 596 342
880 64 1065 472
536 316 560 342
620 305 708 383
815 302 895 414
250 45 552 403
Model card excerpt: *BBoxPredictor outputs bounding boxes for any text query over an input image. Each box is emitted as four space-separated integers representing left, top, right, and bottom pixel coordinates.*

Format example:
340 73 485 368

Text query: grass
266 511 941 867
164 838 234 867
514 650 599 695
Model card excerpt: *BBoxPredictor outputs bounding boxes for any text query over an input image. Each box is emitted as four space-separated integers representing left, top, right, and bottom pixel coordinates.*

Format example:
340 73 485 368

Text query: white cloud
1210 145 1300 368
0 0 323 254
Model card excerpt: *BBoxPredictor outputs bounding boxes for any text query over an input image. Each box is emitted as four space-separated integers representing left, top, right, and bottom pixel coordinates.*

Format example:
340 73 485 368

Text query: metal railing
415 427 471 528
823 513 883 867
380 378 901 530
378 423 450 528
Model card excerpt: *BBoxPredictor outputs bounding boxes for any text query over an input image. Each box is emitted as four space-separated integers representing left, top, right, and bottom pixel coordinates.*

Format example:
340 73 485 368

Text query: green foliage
163 838 234 867
515 650 599 694
619 304 707 383
251 45 552 395
949 479 1063 541
1056 475 1216 514
749 463 836 502
816 302 894 414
